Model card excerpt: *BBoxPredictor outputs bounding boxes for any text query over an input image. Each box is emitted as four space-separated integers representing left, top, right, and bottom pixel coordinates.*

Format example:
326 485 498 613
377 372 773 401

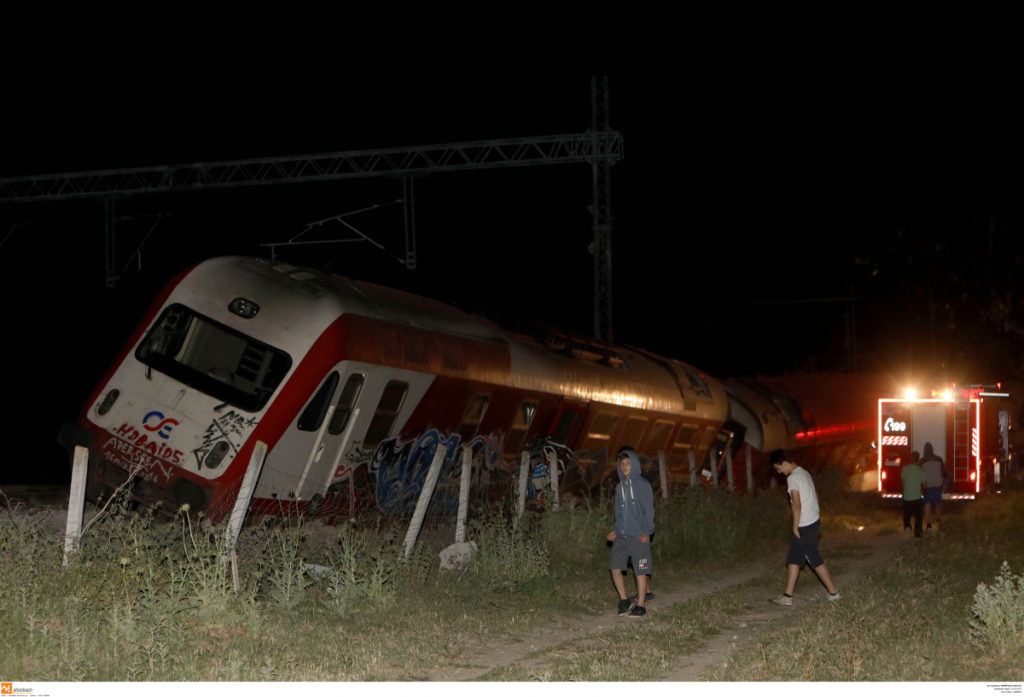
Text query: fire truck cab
877 385 1011 500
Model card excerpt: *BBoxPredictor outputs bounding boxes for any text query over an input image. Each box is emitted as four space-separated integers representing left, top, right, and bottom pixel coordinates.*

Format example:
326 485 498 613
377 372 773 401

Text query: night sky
3 69 1022 484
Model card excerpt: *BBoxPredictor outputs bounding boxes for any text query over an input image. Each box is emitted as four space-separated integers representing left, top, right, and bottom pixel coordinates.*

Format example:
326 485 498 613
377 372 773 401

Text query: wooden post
657 449 668 499
403 444 448 560
725 443 734 493
63 446 89 567
547 449 560 511
746 445 754 495
516 450 532 515
349 473 355 519
517 451 530 518
455 444 472 543
688 449 696 488
225 441 268 554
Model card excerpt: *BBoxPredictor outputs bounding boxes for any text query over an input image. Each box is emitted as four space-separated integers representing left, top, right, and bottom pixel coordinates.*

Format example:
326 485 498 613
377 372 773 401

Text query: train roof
174 257 727 419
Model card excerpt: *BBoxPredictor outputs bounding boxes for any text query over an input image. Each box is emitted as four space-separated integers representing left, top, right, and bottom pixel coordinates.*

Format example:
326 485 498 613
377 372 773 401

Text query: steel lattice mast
0 82 622 338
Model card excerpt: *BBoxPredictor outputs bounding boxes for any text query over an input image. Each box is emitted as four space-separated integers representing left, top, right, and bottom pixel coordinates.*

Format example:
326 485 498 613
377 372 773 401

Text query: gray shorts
610 535 652 575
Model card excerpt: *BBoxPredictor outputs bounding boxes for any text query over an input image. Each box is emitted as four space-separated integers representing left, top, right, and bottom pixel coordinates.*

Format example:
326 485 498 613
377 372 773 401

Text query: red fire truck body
877 386 1010 500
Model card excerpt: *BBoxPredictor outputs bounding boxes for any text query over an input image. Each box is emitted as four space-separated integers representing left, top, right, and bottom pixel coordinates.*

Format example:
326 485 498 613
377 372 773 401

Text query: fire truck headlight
904 388 917 400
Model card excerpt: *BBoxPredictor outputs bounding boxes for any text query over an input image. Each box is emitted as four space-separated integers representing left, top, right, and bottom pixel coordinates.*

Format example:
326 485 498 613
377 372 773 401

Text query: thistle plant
970 561 1024 655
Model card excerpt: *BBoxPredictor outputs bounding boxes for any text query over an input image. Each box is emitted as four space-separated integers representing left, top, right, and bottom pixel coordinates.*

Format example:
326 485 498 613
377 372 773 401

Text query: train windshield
135 304 292 412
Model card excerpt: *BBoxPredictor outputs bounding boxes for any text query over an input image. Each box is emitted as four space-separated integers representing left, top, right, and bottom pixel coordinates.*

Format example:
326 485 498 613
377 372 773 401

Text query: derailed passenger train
59 256 878 523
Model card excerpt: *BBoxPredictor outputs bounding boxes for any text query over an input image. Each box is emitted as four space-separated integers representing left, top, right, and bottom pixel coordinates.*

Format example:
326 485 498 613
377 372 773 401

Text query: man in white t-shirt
769 449 841 606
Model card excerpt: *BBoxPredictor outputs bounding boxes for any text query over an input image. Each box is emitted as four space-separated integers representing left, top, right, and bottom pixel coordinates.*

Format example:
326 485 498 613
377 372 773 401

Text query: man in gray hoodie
606 449 655 617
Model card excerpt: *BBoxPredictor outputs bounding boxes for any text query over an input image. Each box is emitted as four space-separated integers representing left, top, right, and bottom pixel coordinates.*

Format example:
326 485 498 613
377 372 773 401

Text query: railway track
1 484 71 508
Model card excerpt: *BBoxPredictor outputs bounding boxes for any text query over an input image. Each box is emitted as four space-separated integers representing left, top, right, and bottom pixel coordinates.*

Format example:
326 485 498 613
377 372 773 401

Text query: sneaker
617 598 633 616
771 594 793 606
629 592 656 603
627 605 647 617
826 592 842 602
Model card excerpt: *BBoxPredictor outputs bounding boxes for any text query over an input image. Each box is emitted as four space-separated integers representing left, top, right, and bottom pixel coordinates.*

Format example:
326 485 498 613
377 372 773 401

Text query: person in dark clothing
606 449 655 617
920 441 946 534
901 451 927 539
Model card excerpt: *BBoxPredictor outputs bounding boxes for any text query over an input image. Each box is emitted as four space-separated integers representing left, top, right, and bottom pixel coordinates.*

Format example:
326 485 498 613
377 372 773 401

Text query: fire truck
877 384 1012 500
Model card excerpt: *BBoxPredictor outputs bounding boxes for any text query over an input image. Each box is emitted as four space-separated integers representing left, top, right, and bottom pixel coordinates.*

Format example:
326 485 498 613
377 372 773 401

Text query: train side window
458 394 490 443
619 416 647 451
672 424 701 450
583 412 618 452
298 372 340 432
647 420 675 453
363 380 409 449
328 374 365 435
551 410 579 445
504 400 538 456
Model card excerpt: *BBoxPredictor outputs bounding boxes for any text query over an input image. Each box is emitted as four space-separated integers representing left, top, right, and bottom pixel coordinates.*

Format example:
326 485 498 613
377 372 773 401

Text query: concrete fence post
63 446 89 567
403 444 448 560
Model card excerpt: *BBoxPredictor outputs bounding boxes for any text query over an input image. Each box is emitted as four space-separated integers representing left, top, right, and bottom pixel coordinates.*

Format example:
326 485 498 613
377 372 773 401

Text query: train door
292 370 366 500
255 364 433 502
256 368 351 501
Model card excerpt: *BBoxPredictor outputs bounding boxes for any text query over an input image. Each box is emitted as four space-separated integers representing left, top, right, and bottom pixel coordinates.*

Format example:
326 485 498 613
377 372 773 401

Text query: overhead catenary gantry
0 77 622 339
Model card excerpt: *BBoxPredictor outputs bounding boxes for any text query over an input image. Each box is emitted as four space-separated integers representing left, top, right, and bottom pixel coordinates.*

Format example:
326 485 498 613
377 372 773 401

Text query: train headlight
97 389 120 416
229 297 260 319
203 441 231 469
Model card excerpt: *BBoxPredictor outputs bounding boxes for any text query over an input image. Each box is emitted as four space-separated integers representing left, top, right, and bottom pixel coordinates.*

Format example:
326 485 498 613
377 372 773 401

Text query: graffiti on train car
112 422 185 465
340 430 515 515
192 410 259 471
102 436 176 483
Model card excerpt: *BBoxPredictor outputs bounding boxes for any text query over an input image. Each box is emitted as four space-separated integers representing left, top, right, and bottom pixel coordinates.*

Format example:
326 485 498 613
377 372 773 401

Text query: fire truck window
298 372 340 432
363 381 408 449
328 374 365 435
458 394 490 443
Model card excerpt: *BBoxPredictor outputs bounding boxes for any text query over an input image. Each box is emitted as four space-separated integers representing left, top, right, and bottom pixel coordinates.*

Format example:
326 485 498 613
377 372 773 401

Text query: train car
59 256 736 523
715 373 884 491
877 385 1012 500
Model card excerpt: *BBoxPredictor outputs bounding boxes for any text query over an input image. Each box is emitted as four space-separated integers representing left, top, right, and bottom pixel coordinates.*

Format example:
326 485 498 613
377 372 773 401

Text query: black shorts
610 535 652 575
786 519 824 568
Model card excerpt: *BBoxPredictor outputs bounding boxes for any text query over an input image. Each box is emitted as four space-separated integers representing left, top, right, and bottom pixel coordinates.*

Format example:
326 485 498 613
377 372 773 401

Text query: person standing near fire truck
901 451 927 539
920 442 946 534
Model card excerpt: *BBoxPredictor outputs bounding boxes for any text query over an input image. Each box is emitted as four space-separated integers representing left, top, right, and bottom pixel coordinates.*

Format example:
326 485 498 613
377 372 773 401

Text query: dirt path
425 531 908 681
